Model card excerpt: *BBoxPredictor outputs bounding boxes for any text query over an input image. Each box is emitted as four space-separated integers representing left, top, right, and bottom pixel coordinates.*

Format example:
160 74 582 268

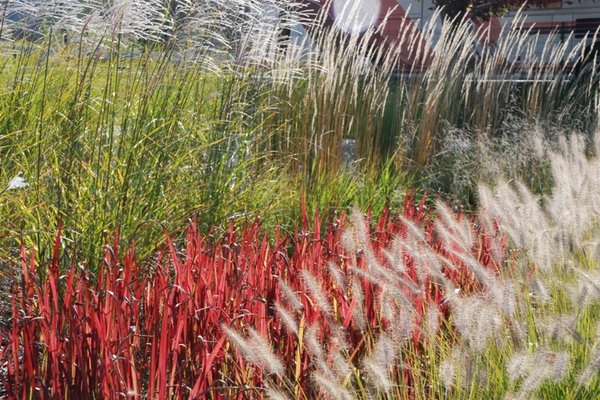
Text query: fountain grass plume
278 276 304 311
224 325 286 377
275 302 299 336
301 269 333 316
6 166 600 398
507 349 570 398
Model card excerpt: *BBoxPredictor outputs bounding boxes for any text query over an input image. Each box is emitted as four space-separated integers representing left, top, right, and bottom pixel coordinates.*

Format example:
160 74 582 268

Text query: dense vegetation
1 1 599 398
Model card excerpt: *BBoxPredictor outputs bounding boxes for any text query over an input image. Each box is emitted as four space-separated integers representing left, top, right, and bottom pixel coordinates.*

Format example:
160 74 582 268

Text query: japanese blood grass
1 192 505 399
6 131 600 398
231 131 600 400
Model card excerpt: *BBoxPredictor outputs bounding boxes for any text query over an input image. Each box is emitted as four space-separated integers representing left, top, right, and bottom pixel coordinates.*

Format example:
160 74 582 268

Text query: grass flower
224 326 285 377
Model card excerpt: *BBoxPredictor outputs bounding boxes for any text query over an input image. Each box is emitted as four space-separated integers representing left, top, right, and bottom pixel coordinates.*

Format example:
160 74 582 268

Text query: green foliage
1 3 599 263
0 40 413 262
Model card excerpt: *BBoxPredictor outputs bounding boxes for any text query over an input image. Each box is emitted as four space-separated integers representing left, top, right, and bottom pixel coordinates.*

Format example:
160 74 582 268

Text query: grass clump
1 2 600 264
1 2 600 397
6 132 600 399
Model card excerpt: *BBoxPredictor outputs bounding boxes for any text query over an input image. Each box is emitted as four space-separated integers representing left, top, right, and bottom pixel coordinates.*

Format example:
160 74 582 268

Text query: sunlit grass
0 40 412 261
1 12 600 400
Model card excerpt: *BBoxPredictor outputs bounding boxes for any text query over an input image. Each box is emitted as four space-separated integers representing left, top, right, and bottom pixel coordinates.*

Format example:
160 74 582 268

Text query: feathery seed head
224 326 285 376
301 269 333 316
312 371 354 400
328 261 346 291
277 277 304 311
350 278 366 331
507 349 570 395
275 302 298 335
266 387 292 400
